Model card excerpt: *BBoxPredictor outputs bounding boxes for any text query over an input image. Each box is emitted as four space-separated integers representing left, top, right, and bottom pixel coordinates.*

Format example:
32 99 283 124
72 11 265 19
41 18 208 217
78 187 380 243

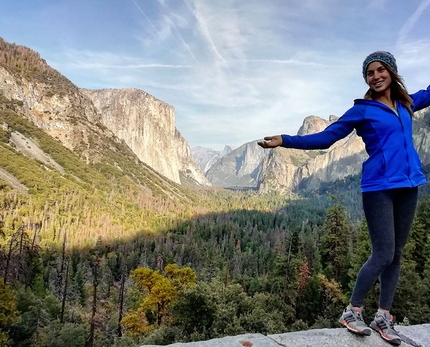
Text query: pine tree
409 195 430 275
347 220 370 298
321 204 351 284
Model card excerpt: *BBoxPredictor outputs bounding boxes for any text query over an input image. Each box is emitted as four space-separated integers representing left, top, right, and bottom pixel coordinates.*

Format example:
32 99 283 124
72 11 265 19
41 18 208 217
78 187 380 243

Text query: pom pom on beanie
362 51 397 79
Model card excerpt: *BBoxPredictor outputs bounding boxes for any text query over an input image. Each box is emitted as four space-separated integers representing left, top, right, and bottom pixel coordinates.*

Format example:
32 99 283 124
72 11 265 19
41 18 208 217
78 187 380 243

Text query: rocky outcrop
0 60 209 187
257 115 364 194
192 145 232 174
0 167 28 195
202 109 430 194
257 109 430 194
140 324 430 347
81 89 210 186
204 141 267 188
199 115 363 191
413 108 430 164
9 130 65 174
0 65 106 163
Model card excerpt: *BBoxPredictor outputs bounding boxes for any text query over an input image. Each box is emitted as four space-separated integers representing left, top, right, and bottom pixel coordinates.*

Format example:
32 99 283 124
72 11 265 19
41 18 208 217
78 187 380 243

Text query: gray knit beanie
362 51 397 79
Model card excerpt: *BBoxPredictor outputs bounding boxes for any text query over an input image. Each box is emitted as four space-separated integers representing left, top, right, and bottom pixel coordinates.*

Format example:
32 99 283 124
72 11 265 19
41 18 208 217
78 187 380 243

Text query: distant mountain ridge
196 111 430 194
2 35 430 197
191 145 232 174
203 141 267 188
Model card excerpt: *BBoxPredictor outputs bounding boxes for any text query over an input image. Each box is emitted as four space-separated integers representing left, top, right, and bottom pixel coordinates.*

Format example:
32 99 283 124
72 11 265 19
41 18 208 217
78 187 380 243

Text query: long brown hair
364 61 414 115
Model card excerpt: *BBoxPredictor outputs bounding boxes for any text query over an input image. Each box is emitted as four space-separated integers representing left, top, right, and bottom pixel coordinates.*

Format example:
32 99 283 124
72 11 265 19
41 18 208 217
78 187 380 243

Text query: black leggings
350 187 418 310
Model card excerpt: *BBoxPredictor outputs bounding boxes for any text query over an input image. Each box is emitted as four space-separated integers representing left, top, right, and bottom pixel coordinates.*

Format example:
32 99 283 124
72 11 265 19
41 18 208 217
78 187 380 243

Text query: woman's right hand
257 135 283 148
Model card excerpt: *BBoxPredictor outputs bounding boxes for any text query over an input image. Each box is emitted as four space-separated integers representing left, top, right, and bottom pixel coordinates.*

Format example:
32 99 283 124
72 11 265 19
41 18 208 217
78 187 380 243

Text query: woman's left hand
257 135 283 148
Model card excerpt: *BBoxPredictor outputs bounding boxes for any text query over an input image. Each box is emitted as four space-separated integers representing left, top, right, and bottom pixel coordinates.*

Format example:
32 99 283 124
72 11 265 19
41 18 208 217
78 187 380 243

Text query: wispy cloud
73 63 192 69
184 1 227 65
3 0 428 150
53 49 192 70
397 0 430 44
367 0 388 10
131 0 171 48
164 16 200 65
235 59 323 66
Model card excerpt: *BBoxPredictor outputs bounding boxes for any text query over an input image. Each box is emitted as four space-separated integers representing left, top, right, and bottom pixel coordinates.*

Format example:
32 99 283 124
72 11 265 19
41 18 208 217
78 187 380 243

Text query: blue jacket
281 86 430 192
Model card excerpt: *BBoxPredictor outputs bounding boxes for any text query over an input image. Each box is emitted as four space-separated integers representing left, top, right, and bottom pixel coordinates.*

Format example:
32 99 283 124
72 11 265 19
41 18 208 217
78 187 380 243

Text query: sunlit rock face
200 110 430 194
258 110 430 194
192 145 233 174
413 107 430 165
0 64 209 186
81 88 210 186
202 114 366 193
204 141 267 188
0 65 109 163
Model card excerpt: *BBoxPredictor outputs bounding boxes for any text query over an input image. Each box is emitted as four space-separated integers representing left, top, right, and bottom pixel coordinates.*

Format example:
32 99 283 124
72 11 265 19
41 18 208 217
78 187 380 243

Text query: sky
1 1 430 151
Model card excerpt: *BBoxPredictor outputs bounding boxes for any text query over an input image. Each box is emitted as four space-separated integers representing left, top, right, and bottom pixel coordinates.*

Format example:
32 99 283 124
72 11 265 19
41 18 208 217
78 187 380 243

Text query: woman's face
366 61 392 94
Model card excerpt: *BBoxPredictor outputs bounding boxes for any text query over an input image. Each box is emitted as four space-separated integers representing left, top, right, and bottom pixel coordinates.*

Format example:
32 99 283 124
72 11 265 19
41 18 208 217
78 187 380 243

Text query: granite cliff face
81 88 209 186
0 44 208 187
204 141 267 188
192 145 233 174
413 108 430 165
0 65 107 163
258 110 430 194
200 115 366 192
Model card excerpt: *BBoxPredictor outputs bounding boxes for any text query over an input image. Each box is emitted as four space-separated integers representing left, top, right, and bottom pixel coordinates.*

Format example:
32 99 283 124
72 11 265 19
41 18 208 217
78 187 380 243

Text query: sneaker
370 311 401 345
339 306 371 335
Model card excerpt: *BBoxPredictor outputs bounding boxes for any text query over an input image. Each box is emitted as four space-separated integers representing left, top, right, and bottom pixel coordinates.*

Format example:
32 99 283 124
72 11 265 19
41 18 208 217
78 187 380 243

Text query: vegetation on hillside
0 37 75 97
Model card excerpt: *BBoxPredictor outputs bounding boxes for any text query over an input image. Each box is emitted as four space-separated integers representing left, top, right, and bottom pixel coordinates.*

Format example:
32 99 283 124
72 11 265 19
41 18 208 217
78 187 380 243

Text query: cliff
81 88 209 186
204 141 266 188
257 116 368 194
200 110 430 194
192 145 233 174
0 38 209 188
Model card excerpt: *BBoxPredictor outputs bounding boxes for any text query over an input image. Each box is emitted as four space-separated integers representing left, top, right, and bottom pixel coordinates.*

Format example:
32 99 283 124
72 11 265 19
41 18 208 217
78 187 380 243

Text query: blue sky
1 0 430 151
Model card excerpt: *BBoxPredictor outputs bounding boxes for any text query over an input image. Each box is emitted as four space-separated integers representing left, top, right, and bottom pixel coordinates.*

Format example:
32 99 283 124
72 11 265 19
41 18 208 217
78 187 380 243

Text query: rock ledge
141 324 430 347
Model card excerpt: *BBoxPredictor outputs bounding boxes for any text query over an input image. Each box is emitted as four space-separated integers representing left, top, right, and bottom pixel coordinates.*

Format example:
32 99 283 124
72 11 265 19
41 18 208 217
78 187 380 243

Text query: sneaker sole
370 326 401 346
339 320 372 336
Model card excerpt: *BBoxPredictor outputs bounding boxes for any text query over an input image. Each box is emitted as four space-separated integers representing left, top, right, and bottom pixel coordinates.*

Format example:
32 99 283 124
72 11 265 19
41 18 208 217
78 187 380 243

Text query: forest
1 37 430 347
1 151 430 347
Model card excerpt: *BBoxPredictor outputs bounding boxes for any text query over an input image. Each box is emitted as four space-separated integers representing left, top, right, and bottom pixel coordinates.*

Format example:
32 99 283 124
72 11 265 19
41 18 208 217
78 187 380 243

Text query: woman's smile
366 61 392 94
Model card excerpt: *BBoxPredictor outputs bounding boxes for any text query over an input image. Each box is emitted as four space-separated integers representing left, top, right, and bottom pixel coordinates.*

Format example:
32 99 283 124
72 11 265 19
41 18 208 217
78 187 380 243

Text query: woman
257 51 430 345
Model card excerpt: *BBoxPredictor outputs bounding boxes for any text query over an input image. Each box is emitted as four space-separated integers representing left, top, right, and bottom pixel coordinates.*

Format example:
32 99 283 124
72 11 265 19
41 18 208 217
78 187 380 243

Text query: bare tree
60 258 69 324
87 256 101 347
117 267 126 338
